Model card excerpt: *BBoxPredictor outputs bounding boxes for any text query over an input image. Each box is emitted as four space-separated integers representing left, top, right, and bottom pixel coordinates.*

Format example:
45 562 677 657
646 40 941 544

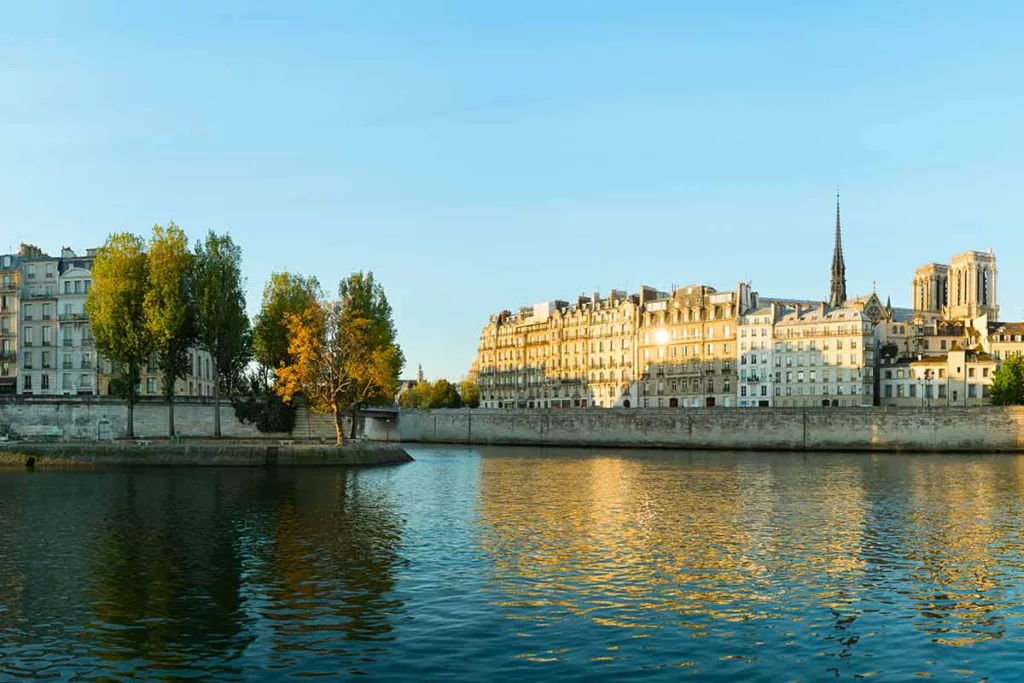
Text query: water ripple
3 451 1024 680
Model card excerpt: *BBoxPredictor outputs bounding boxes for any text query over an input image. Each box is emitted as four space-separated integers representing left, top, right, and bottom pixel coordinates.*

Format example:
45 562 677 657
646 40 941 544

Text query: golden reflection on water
475 450 1024 655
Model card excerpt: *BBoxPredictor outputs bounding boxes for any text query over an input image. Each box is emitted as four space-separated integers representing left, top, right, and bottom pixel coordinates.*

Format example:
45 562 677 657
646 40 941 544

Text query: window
23 374 32 390
24 304 33 321
42 327 51 346
41 374 49 389
968 368 975 378
147 378 157 394
23 351 33 369
63 374 72 391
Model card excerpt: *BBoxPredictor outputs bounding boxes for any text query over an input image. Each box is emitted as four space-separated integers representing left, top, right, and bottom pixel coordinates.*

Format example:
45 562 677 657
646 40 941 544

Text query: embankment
376 407 1024 452
0 442 412 468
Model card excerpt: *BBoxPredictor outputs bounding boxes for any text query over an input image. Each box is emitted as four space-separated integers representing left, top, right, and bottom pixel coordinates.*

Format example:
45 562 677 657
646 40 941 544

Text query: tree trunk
349 407 358 440
213 363 221 438
126 398 135 439
168 394 175 439
333 405 345 446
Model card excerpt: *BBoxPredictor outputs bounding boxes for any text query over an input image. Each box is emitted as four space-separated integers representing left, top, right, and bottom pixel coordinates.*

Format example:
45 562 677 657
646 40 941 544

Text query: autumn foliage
275 272 403 445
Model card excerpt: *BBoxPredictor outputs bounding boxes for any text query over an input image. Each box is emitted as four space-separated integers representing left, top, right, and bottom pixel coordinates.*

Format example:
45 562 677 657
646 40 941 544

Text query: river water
2 447 1024 681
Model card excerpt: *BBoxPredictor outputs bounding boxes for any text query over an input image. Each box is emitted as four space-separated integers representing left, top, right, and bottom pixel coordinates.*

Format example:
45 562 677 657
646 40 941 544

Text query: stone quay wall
0 397 369 442
376 407 1024 452
0 398 271 440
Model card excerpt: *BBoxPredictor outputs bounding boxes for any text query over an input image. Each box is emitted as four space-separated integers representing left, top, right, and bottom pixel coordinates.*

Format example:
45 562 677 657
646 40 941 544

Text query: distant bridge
356 406 399 418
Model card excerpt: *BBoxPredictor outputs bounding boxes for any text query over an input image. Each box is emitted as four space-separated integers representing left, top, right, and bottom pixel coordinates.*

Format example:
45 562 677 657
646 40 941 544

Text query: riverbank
380 406 1024 453
0 441 413 468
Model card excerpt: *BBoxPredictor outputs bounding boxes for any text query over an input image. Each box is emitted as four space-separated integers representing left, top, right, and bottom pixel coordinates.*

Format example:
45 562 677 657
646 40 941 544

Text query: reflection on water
2 449 1024 680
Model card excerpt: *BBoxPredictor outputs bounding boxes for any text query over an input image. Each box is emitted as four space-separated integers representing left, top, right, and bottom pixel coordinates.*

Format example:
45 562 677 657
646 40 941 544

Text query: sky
2 1 1023 380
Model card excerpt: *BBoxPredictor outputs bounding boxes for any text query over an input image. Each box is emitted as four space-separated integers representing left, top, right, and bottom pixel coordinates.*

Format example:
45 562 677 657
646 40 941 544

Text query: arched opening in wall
669 398 679 408
831 399 839 407
622 399 630 408
705 397 716 408
821 399 830 407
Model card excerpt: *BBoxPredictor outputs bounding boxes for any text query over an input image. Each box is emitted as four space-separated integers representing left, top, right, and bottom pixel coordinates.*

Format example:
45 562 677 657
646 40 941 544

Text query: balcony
0 283 17 293
22 289 55 300
58 313 88 322
0 352 14 362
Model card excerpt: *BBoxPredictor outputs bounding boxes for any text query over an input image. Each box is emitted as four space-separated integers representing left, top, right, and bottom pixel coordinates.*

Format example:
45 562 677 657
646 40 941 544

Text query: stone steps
292 405 363 441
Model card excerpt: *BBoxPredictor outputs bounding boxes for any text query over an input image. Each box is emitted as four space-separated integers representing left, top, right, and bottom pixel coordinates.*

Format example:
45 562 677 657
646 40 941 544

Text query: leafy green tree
428 379 462 408
459 379 481 408
192 232 251 438
253 271 321 385
990 355 1024 406
276 271 404 445
86 233 153 437
397 380 431 409
144 223 194 438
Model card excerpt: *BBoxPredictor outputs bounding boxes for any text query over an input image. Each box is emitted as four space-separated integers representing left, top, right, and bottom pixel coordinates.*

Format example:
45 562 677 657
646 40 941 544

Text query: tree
192 232 251 438
144 223 194 438
86 233 153 438
397 381 431 409
459 379 481 408
276 271 404 446
990 355 1024 406
428 379 462 408
253 271 321 384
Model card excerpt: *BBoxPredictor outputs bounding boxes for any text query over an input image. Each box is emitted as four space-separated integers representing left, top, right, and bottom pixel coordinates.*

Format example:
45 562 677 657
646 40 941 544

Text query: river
1 446 1023 681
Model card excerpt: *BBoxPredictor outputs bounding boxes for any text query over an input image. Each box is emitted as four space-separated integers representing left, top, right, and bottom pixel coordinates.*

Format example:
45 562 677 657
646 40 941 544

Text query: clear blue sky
2 1 1022 380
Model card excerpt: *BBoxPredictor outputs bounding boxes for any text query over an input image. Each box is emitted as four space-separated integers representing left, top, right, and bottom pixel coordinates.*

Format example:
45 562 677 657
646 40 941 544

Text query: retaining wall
0 398 268 440
375 407 1024 452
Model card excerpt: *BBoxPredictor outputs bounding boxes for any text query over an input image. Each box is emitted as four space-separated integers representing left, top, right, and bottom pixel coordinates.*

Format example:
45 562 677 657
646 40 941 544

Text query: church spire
829 188 847 307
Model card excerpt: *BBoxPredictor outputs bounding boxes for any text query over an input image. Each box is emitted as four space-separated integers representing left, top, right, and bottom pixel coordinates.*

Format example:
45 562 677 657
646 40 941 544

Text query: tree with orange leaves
275 272 403 445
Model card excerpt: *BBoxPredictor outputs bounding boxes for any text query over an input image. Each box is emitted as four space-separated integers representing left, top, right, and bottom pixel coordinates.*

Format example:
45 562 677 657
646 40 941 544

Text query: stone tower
829 190 847 307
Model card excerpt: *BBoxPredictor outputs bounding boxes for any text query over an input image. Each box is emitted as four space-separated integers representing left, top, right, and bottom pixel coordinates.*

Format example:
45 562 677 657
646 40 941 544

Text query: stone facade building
737 304 784 407
472 194 1021 410
1 244 216 400
476 292 641 409
637 283 754 408
0 254 20 394
772 304 875 407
